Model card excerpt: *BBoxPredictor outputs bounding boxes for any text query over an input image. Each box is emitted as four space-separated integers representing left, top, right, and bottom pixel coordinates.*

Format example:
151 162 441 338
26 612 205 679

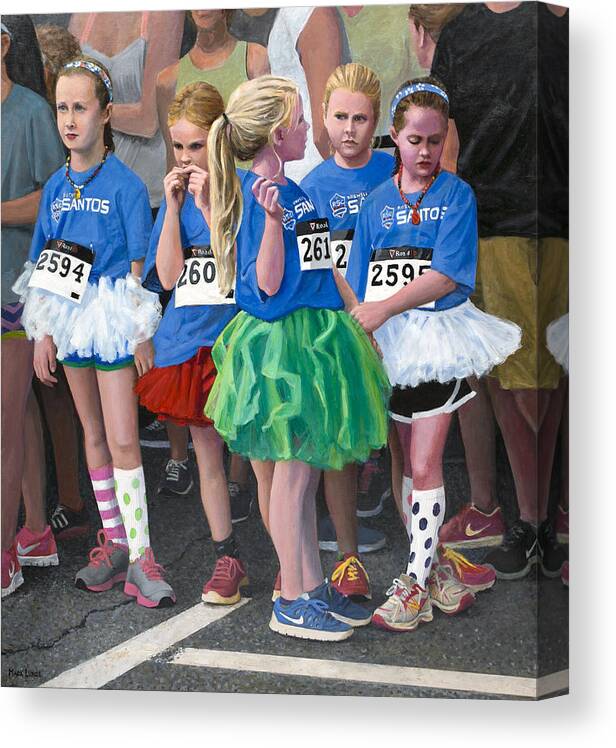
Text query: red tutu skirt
135 346 216 428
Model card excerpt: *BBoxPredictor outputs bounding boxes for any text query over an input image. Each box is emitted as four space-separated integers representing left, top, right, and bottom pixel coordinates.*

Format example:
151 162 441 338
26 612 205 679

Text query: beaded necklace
396 163 440 225
65 147 110 200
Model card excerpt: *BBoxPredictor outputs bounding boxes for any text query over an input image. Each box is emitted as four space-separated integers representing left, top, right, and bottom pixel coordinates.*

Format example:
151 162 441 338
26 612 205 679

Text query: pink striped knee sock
89 464 128 547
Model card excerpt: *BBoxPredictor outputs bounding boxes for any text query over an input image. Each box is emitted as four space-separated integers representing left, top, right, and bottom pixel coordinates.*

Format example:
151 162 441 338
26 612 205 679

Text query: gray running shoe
124 548 176 608
75 530 129 592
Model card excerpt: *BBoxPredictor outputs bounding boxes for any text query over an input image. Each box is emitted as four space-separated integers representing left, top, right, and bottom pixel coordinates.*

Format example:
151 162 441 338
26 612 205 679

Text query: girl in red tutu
135 81 248 604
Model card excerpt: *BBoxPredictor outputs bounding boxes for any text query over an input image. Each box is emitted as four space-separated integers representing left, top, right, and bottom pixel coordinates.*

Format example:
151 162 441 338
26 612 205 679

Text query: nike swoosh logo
465 523 491 537
279 611 304 625
17 542 39 555
526 540 537 559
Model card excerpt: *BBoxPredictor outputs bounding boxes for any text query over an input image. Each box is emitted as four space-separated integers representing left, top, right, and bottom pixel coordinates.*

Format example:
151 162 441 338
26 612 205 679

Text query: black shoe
317 515 387 553
538 518 568 578
50 504 90 540
483 520 538 580
357 487 390 518
157 458 194 497
229 481 253 524
140 419 170 448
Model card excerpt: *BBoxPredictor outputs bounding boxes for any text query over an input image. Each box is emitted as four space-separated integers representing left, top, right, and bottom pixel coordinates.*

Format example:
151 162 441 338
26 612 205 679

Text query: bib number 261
296 218 332 271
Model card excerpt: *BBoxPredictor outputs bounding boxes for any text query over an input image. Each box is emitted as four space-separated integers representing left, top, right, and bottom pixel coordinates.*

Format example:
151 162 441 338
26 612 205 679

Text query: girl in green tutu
206 75 390 641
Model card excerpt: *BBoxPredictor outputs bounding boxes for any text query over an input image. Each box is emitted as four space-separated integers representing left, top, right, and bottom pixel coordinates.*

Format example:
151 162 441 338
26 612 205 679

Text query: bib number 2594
28 239 94 303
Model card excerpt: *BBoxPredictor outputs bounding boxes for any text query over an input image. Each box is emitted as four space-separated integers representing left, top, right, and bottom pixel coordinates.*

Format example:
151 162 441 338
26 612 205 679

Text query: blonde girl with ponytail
135 81 249 605
204 75 391 642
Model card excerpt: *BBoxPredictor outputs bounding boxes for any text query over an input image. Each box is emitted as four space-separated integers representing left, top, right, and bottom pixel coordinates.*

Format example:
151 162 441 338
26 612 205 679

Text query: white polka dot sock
114 466 150 563
406 486 446 588
401 475 414 540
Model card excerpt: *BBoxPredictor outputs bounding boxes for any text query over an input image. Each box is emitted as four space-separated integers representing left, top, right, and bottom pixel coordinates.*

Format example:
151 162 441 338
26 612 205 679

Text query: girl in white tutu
346 77 521 632
13 57 174 608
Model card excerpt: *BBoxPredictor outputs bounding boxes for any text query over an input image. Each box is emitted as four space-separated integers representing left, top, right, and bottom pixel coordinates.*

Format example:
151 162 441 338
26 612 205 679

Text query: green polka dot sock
114 466 150 562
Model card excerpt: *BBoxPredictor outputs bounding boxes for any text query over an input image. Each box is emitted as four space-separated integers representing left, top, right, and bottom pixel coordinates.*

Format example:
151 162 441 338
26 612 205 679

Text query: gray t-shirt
1 83 65 304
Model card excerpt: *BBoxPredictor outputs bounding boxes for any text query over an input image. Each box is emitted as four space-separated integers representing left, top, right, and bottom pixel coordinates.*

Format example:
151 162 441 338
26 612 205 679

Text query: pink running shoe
202 555 248 605
437 545 496 592
555 506 569 544
75 529 128 592
439 504 505 549
125 548 176 608
16 525 59 567
2 544 24 598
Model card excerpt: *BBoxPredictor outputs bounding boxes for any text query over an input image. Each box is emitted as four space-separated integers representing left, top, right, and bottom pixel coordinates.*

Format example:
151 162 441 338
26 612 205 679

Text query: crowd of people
1 4 568 643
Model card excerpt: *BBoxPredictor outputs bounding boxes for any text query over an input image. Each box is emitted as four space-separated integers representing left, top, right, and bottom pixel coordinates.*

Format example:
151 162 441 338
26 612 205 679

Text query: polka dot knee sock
401 476 414 540
114 466 150 562
406 486 445 587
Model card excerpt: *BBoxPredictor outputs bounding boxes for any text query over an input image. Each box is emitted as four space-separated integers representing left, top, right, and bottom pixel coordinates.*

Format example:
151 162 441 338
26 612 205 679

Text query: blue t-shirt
300 151 394 277
29 153 152 283
143 193 238 368
236 171 343 322
346 171 478 311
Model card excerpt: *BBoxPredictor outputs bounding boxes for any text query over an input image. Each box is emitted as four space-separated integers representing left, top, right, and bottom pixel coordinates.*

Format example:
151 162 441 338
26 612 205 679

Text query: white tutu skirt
373 299 522 387
546 313 569 374
12 262 162 362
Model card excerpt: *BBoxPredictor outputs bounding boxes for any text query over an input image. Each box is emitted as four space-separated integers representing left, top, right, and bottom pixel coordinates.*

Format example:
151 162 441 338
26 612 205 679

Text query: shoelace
141 548 166 580
165 459 186 482
88 529 116 568
385 578 422 611
331 555 367 584
145 420 165 433
228 482 241 499
502 522 528 549
294 598 331 626
211 555 242 582
51 505 68 530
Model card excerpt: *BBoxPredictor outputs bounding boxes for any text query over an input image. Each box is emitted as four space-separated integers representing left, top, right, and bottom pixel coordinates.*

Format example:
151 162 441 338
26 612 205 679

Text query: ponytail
207 116 242 297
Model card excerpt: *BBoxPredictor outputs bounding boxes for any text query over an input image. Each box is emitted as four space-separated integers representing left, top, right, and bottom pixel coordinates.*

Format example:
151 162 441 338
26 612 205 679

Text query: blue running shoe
308 580 372 627
269 596 353 641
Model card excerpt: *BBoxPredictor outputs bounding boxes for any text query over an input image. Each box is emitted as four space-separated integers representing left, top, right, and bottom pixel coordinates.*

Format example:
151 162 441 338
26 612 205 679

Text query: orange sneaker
330 553 371 600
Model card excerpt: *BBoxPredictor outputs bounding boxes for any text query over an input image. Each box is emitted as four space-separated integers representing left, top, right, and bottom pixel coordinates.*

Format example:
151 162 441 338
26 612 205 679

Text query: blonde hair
323 63 382 126
407 4 465 42
207 75 299 296
168 81 225 131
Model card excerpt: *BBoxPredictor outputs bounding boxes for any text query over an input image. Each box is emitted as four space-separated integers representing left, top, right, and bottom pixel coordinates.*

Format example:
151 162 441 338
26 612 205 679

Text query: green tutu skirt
205 307 391 471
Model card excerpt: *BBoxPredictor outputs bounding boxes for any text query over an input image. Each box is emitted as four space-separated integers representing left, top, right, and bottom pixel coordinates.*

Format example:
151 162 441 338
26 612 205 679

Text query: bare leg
559 384 569 510
538 379 567 521
410 413 453 490
457 377 497 511
63 366 111 470
323 463 358 555
300 468 324 592
230 454 250 489
389 420 404 520
269 460 315 600
96 366 141 469
35 371 83 512
1 338 33 551
21 391 47 534
190 424 232 542
167 421 188 461
251 458 274 534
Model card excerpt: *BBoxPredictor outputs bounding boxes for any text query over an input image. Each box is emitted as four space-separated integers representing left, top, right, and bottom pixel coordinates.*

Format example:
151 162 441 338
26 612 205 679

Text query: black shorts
390 379 475 423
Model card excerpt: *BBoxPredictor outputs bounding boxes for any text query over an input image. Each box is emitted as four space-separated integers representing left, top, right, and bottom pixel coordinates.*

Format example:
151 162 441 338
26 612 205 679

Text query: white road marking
170 648 569 699
40 600 249 690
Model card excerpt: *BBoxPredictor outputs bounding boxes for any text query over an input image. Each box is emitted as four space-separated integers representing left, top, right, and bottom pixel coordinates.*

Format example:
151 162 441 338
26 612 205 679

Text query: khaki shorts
473 237 568 390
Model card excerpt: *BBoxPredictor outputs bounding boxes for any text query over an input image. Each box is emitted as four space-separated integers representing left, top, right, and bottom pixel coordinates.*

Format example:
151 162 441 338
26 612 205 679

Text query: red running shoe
555 506 569 544
439 504 505 549
16 525 59 567
331 553 371 600
272 569 281 602
2 544 24 598
202 555 249 604
436 545 496 593
561 560 569 587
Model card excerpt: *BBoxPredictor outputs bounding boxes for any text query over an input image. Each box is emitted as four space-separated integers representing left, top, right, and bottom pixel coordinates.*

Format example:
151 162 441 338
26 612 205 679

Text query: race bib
296 218 332 271
175 245 234 308
28 239 94 303
331 229 353 278
364 246 434 308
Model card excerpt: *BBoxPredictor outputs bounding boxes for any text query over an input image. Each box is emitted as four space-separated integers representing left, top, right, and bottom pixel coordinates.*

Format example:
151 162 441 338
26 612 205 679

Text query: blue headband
62 60 114 103
390 83 449 122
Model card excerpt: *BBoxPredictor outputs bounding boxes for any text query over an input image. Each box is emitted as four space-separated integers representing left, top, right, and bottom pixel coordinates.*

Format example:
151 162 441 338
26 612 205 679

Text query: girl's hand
184 165 209 211
350 301 391 334
163 167 187 212
252 177 283 220
134 339 155 377
33 335 58 387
